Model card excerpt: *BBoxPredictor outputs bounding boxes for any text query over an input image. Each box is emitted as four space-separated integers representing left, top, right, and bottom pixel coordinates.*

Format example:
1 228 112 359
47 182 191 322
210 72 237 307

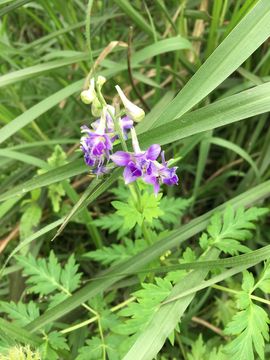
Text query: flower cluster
80 76 178 193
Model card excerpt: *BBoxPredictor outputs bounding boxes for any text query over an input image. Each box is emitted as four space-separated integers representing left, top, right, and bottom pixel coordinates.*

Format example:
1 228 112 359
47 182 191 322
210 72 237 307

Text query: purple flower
143 152 178 194
111 143 161 184
80 113 113 174
110 127 178 193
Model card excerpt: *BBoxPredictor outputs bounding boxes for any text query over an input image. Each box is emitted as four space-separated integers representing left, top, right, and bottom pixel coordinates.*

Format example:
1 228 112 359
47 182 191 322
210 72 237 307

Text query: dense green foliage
0 0 270 359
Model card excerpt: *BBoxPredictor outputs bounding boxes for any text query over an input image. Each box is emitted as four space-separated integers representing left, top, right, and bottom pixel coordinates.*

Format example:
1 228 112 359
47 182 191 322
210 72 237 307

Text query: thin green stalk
85 0 94 66
212 284 270 306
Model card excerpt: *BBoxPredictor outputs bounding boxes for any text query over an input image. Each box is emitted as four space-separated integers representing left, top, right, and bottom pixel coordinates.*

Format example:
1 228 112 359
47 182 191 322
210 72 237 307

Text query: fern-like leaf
200 206 268 255
0 300 39 327
84 239 148 266
16 251 81 297
224 303 269 360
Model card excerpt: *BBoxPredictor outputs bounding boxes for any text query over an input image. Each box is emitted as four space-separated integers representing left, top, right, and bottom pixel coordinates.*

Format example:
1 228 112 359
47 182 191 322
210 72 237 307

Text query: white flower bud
115 85 145 122
80 78 96 104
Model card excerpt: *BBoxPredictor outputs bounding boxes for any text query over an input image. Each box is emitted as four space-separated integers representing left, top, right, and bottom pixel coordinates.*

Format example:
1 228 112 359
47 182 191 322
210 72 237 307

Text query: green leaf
0 301 40 327
61 254 82 293
187 335 206 360
47 331 69 351
256 262 270 293
112 192 163 229
84 239 148 266
0 318 42 347
201 206 268 255
224 303 269 360
94 213 129 239
0 159 87 202
117 277 172 335
138 82 270 149
76 336 103 360
16 251 81 296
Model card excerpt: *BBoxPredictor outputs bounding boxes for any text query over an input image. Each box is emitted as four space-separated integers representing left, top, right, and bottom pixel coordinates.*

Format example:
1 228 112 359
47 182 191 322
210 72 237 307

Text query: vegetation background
0 0 270 359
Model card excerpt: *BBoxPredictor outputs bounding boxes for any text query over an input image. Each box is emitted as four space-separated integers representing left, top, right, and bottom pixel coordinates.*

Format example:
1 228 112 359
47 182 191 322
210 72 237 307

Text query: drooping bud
115 85 145 122
80 78 96 104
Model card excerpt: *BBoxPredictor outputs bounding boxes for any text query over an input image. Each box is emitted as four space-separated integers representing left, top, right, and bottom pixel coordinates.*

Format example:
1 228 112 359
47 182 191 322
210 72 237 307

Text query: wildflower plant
79 76 178 194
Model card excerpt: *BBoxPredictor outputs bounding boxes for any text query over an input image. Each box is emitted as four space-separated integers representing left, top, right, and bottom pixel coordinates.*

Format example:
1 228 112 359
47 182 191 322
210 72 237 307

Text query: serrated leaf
117 277 172 335
61 254 82 292
224 302 269 360
0 300 39 327
94 213 129 239
76 335 123 360
187 334 206 360
84 239 148 266
159 196 191 226
204 206 268 255
47 331 69 351
16 251 81 297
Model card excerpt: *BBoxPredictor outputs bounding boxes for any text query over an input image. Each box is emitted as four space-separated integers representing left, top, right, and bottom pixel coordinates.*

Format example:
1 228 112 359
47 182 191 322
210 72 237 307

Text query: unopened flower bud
115 85 145 122
81 78 96 104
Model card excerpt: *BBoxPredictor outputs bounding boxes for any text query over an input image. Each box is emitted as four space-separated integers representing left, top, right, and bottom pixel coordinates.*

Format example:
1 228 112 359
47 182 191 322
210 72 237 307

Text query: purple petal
110 151 131 166
120 116 133 130
123 163 142 184
146 144 161 160
144 175 160 194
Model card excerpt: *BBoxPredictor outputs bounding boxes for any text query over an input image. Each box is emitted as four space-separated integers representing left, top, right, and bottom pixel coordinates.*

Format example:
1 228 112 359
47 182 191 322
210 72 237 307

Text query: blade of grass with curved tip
153 0 270 126
24 180 270 333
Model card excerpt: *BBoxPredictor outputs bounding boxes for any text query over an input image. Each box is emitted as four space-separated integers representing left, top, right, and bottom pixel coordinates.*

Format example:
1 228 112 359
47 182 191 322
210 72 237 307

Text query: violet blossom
111 127 178 193
80 110 113 174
